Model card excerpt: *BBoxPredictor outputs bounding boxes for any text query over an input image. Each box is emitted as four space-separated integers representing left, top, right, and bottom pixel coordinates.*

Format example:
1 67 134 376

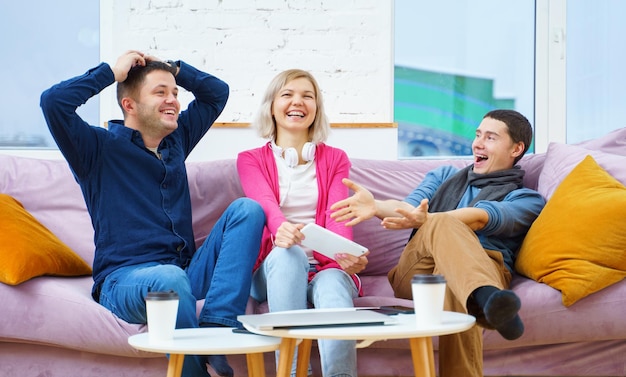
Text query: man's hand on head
143 54 177 73
111 50 146 83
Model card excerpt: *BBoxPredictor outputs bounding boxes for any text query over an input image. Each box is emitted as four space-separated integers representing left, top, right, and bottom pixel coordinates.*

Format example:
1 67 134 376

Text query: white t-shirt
275 154 318 262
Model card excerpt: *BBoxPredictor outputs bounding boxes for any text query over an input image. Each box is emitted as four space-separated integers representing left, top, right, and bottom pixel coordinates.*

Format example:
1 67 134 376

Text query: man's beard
136 103 177 134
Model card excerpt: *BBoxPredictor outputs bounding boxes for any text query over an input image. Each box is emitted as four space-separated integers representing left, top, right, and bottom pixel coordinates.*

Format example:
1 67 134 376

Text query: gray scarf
409 164 525 240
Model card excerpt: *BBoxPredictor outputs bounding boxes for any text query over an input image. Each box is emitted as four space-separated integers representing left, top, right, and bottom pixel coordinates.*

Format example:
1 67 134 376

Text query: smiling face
121 69 180 147
271 77 317 138
472 117 525 174
135 70 180 133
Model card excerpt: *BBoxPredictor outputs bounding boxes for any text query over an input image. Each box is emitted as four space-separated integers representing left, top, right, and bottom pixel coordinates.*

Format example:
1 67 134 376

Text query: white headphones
271 141 316 168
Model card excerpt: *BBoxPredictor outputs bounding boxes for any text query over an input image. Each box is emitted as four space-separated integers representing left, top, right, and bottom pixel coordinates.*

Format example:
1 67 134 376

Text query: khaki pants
388 213 512 377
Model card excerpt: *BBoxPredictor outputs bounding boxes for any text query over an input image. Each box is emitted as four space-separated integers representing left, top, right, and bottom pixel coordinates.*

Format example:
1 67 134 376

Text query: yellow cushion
0 194 92 285
516 155 626 306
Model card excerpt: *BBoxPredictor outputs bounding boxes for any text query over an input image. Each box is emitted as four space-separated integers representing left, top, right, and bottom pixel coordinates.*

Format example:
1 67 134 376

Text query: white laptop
238 308 396 330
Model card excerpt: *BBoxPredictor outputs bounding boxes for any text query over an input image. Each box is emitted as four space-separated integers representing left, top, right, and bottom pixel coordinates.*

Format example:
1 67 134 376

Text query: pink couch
1 128 625 377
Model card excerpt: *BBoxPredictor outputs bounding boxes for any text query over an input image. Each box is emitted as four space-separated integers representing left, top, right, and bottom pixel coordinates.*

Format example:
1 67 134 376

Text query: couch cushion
576 126 626 156
0 194 92 285
516 155 626 306
349 158 470 276
483 275 626 348
186 159 245 247
0 275 147 356
0 155 95 265
536 142 626 200
518 152 546 191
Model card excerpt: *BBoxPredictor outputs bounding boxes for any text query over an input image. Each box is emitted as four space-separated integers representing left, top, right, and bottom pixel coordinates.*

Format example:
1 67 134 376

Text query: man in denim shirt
41 50 264 377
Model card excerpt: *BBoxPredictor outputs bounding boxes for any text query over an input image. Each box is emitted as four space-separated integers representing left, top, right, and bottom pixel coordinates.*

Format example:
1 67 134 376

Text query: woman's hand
273 222 304 248
335 251 370 275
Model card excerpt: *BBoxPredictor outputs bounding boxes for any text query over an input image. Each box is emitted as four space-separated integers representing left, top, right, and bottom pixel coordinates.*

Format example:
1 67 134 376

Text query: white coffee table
240 309 475 377
128 327 281 377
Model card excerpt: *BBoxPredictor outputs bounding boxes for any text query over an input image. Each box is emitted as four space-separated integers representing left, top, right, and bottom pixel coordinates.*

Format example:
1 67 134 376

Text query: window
0 0 99 148
566 0 626 143
394 0 536 158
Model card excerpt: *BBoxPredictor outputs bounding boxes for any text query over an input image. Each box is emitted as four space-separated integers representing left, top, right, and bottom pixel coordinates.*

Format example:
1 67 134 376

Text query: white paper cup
145 291 179 342
411 274 446 327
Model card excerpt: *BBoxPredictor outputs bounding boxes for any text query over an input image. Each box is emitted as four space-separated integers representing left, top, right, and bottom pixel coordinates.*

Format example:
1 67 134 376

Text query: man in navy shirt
41 50 264 377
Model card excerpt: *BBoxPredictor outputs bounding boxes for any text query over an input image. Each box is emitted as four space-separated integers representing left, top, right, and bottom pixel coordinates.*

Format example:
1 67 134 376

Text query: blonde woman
237 69 369 377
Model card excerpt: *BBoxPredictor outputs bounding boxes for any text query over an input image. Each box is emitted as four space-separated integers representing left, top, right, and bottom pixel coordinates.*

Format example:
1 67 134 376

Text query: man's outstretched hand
381 198 429 230
330 178 376 227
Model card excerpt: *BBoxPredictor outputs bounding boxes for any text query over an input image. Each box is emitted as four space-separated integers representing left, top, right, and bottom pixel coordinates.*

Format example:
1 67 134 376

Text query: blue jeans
251 246 359 377
98 198 264 377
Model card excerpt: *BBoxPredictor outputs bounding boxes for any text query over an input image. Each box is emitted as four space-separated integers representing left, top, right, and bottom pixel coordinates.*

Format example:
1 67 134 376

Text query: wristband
166 60 179 75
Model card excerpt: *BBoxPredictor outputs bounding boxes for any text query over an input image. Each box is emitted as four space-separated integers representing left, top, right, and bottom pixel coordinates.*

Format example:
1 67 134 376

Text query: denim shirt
40 61 229 296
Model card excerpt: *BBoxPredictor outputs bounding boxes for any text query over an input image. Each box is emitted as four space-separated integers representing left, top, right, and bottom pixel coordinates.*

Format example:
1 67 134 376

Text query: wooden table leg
276 338 298 377
166 354 185 377
246 352 266 377
409 337 435 377
295 339 312 377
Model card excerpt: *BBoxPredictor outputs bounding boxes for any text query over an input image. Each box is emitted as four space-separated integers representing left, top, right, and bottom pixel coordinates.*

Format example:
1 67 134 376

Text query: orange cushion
516 155 626 306
0 194 92 285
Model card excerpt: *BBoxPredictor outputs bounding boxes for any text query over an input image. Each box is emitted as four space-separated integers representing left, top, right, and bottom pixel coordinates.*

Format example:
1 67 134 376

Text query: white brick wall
100 0 396 160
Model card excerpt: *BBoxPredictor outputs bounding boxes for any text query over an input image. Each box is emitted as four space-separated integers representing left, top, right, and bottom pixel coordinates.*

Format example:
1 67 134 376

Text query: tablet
300 223 368 259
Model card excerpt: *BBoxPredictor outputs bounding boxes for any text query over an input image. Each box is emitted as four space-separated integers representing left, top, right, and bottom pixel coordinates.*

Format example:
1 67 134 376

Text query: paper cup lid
411 274 446 284
145 290 179 300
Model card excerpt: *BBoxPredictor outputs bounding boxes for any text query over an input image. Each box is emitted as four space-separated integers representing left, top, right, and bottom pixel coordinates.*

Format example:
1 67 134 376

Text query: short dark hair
483 109 533 164
116 61 176 113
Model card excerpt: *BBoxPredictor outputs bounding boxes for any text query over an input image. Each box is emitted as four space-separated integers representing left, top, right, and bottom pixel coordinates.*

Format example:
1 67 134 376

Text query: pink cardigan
237 142 362 294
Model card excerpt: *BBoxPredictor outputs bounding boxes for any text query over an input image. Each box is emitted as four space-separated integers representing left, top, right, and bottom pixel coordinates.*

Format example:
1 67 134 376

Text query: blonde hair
252 69 330 143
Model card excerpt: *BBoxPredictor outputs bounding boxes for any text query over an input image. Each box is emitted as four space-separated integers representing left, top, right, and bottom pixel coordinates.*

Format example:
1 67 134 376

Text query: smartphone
232 328 253 334
370 306 415 315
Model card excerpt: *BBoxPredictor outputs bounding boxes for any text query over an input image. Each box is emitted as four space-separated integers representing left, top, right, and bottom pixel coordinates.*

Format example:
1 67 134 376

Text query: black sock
496 314 525 340
483 289 520 326
471 286 525 340
472 286 499 309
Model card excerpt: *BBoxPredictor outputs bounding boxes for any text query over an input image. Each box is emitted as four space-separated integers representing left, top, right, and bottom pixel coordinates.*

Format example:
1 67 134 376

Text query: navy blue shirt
40 61 229 296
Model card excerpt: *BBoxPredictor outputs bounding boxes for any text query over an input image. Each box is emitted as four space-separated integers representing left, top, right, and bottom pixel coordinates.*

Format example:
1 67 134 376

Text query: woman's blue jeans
98 198 265 377
250 246 359 377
